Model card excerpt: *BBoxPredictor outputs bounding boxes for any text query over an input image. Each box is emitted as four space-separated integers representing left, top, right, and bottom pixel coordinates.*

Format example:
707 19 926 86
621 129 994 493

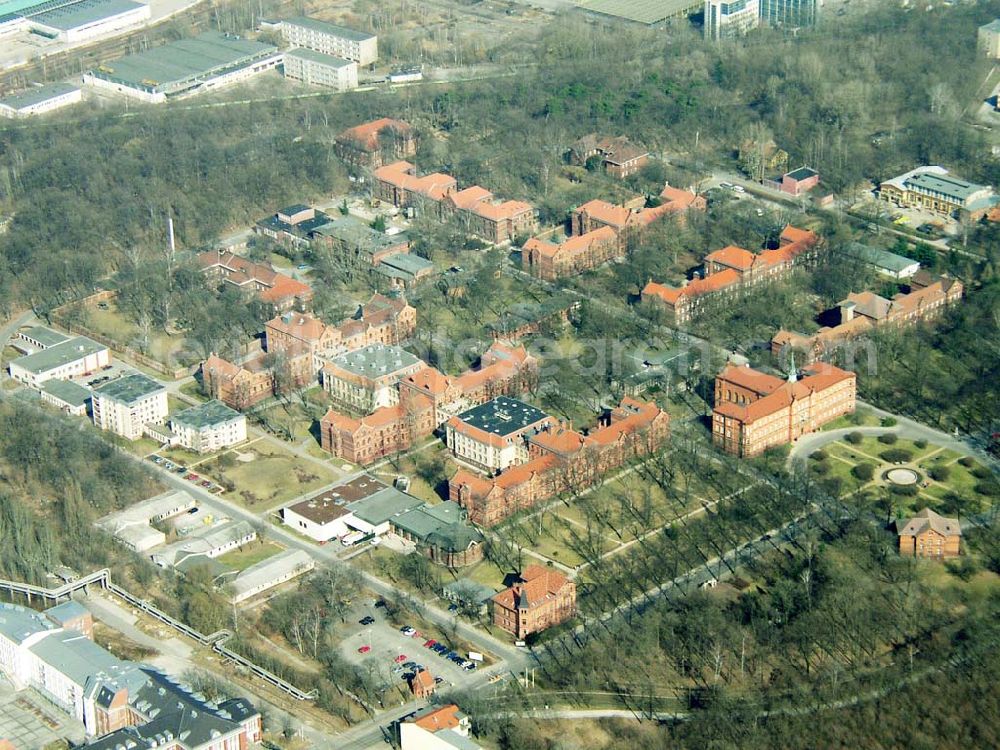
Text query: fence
0 569 316 701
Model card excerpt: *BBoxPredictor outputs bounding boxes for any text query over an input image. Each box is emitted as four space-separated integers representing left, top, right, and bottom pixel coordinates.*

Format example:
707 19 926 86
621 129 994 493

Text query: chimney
840 300 856 324
167 216 176 254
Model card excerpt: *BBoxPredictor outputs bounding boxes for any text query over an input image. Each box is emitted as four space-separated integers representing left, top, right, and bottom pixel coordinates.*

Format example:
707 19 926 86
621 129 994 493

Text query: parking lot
337 601 485 692
147 454 225 494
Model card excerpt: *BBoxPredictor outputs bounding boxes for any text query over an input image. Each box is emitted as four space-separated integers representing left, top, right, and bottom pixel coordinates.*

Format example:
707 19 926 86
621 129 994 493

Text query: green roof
285 47 354 68
348 486 424 526
94 373 164 404
393 501 466 539
283 16 374 41
844 243 920 274
20 324 70 348
41 378 91 407
11 336 106 375
171 399 242 430
0 0 53 19
90 31 278 93
31 0 142 30
0 82 78 111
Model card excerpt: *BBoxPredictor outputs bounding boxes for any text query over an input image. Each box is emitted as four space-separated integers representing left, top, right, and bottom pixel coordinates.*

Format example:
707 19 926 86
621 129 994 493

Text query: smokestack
167 216 176 254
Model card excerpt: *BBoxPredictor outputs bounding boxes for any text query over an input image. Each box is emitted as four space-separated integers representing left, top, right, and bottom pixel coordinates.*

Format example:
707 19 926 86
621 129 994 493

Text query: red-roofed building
569 134 650 179
450 397 668 525
198 250 313 312
712 362 855 457
334 118 416 169
408 668 436 699
374 161 457 209
444 185 537 242
523 227 620 281
201 350 313 410
492 565 576 638
319 391 435 465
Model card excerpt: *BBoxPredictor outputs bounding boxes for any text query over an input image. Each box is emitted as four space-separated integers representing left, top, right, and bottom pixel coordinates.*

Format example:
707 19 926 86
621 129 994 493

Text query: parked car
394 654 407 664
423 639 436 648
360 616 375 626
358 645 371 654
465 663 477 671
448 604 458 612
184 474 197 481
434 676 445 684
403 661 416 669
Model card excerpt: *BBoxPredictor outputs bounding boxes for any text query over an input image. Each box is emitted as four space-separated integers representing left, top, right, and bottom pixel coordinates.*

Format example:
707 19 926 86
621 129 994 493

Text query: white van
341 531 365 547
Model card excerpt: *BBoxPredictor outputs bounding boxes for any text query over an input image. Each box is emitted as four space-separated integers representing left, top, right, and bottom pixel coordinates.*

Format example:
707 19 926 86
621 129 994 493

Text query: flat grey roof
11 336 106 374
94 372 164 404
30 629 133 687
844 243 920 274
0 603 57 645
91 31 278 92
327 343 422 379
231 549 313 597
41 378 91 406
348 486 424 526
455 396 549 437
285 47 354 68
906 172 985 201
283 15 375 42
785 166 818 181
171 399 242 430
45 600 89 624
31 0 142 30
0 82 78 110
378 253 433 278
20 325 70 348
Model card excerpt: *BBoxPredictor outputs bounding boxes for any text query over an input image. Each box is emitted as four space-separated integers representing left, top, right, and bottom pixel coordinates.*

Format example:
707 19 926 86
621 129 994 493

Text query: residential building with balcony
91 374 167 440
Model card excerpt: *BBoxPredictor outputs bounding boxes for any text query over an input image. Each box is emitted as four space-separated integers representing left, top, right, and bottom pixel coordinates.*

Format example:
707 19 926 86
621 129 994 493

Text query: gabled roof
705 244 755 271
493 564 571 611
448 185 493 210
575 199 631 228
336 117 411 151
898 508 961 538
412 704 463 732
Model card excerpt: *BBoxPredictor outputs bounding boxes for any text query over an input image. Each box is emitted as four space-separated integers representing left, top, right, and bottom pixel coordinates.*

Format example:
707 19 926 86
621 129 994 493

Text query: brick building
897 508 962 559
201 350 312 410
642 225 820 325
523 226 620 281
319 392 434 465
711 362 856 457
321 344 426 412
569 134 650 179
374 160 457 209
445 186 537 243
492 565 576 639
446 397 553 473
334 117 416 168
197 249 313 312
450 397 669 526
408 669 436 699
772 274 964 361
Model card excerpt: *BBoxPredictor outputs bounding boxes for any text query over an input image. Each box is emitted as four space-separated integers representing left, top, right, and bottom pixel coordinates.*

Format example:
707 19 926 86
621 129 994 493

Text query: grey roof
843 243 920 274
31 0 142 30
348 486 424 526
279 203 311 216
230 549 314 598
44 600 90 626
171 399 242 430
435 728 483 750
906 171 985 201
0 602 57 644
11 336 106 375
90 32 278 93
19 325 70 348
0 82 78 111
327 343 422 379
785 166 818 181
443 579 496 603
454 396 549 437
41 378 91 407
29 629 132 687
980 19 1000 33
393 501 468 539
94 372 164 404
285 47 355 68
283 15 375 41
377 253 434 280
313 215 404 252
898 508 961 538
99 489 195 530
152 520 256 567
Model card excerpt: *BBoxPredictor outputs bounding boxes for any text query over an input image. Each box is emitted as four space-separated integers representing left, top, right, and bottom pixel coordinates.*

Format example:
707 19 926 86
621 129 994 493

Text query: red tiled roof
705 245 756 271
494 564 571 610
375 161 456 201
412 705 461 732
529 426 586 455
448 185 493 210
659 184 705 211
403 366 453 395
717 364 786 395
338 118 412 151
472 199 534 221
259 274 312 304
266 313 332 344
576 199 631 228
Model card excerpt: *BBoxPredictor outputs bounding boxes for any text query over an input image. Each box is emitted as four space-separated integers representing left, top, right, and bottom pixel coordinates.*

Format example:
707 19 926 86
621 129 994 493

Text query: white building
321 344 425 413
229 549 315 603
283 48 358 90
98 489 196 552
91 373 168 440
8 336 110 388
40 379 91 417
445 397 552 473
170 399 247 454
399 705 480 750
27 0 150 44
704 0 760 41
0 83 82 118
276 17 377 65
151 520 256 568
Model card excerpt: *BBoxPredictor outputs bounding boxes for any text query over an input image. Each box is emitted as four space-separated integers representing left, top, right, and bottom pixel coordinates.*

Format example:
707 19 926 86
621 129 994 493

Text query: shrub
881 417 898 427
811 460 831 476
974 480 999 497
959 456 975 468
971 466 992 479
878 433 899 445
889 484 918 496
845 432 864 445
811 450 828 461
913 439 927 449
852 463 875 481
945 557 980 581
928 465 951 482
880 449 913 463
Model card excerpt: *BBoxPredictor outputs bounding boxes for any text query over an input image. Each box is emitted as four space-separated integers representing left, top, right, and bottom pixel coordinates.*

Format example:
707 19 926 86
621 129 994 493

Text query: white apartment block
91 373 168 440
278 17 377 65
170 399 248 453
283 48 359 90
445 397 551 473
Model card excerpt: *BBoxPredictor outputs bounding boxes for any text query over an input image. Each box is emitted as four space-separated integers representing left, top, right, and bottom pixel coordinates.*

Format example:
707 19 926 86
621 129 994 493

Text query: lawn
123 437 165 458
204 443 337 508
178 381 209 402
82 302 191 369
821 406 881 431
217 540 285 570
158 445 209 467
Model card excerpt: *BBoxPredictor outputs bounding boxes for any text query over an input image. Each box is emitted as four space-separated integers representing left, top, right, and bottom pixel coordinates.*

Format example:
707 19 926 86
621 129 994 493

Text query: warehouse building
0 82 82 118
8 335 109 388
83 31 282 103
271 16 377 65
0 0 149 42
283 47 358 90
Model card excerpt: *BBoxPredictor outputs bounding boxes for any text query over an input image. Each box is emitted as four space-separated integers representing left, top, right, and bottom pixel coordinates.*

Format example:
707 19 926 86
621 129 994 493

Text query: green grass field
217 540 284 570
